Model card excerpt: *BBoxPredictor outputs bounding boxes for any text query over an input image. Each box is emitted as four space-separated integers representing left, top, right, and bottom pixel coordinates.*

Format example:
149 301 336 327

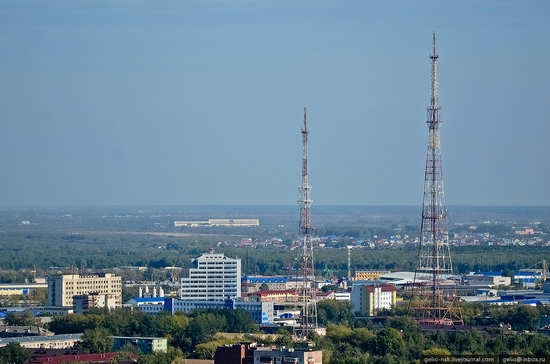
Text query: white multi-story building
47 273 122 307
180 250 241 301
174 219 259 227
350 284 396 316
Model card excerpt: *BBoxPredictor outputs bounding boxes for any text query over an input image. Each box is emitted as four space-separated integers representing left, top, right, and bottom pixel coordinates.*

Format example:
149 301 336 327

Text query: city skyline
0 1 549 207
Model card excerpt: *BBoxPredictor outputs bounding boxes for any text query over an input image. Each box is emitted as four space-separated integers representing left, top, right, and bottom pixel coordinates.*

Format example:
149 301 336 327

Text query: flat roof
128 297 165 304
113 336 167 340
0 334 82 345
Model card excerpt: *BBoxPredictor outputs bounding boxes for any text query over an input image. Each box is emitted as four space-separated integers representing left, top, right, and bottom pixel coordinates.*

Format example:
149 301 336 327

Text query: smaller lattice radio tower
294 106 318 339
408 34 463 326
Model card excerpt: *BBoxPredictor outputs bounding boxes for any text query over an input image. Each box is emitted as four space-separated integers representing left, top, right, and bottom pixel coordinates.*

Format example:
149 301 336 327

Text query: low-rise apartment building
73 293 120 313
351 283 397 316
214 343 322 364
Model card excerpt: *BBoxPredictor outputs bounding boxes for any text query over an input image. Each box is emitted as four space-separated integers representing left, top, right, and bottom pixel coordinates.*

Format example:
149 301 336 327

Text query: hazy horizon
1 204 550 208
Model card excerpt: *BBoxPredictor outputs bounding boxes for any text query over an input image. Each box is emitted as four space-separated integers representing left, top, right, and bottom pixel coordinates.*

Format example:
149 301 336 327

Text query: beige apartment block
351 283 397 316
73 293 120 313
47 273 122 307
354 270 391 281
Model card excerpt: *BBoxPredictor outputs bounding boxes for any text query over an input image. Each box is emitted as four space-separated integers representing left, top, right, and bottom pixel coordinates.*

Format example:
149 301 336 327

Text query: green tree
163 312 191 350
487 304 541 331
458 303 484 326
259 283 269 291
505 305 540 331
31 288 47 306
0 342 31 364
329 342 366 364
502 268 515 281
108 350 138 364
445 330 487 355
47 313 96 334
4 311 40 327
122 285 139 304
348 328 376 352
371 328 404 356
223 309 258 333
100 309 140 336
525 334 550 356
321 285 338 293
274 330 294 349
137 347 185 364
422 348 452 356
76 327 114 354
186 312 227 346
195 337 237 359
325 323 353 343
317 300 354 327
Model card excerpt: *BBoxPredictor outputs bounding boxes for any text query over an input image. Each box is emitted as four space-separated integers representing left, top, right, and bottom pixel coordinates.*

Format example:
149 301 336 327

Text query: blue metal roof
130 297 165 303
242 276 287 283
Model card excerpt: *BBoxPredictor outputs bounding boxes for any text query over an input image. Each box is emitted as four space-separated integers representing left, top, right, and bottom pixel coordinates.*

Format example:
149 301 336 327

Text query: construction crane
544 260 548 284
525 260 548 288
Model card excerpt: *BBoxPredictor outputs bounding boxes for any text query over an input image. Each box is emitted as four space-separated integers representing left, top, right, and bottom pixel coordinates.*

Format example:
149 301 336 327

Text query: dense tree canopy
1 228 550 278
39 298 550 364
76 327 114 354
0 343 31 364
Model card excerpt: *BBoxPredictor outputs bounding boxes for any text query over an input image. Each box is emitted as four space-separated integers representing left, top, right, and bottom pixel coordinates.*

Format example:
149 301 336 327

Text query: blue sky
0 1 549 206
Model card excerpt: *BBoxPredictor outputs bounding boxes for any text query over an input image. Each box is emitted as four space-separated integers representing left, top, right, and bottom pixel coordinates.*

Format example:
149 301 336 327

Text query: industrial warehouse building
174 219 259 227
0 283 48 296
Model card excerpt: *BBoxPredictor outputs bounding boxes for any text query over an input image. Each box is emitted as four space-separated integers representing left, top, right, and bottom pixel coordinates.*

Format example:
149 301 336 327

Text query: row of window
184 276 238 280
181 290 237 294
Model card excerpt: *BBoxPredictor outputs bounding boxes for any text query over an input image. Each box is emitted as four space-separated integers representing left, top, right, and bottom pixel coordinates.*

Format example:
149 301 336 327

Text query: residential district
2 249 550 364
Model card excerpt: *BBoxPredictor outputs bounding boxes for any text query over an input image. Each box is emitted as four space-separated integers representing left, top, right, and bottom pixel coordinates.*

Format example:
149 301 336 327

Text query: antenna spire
408 34 463 326
295 105 317 340
429 32 440 120
431 32 438 60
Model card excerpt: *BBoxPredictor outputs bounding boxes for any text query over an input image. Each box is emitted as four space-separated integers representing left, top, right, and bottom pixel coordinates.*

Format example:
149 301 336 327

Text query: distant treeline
0 230 549 283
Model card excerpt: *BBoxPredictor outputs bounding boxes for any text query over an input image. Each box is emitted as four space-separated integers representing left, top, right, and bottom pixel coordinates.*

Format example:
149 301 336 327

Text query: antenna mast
295 106 317 339
409 34 463 326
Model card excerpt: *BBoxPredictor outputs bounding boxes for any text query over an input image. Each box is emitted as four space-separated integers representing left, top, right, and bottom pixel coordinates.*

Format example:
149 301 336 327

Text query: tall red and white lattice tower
409 34 463 325
294 106 318 339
